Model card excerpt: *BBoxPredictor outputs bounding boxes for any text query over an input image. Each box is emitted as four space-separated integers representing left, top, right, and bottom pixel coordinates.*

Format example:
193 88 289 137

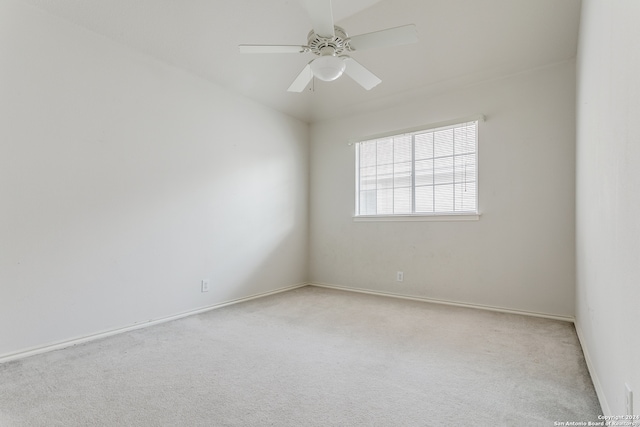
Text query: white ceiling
21 0 582 123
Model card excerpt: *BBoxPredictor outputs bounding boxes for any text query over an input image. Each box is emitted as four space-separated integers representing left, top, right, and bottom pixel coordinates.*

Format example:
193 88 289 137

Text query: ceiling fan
238 0 418 92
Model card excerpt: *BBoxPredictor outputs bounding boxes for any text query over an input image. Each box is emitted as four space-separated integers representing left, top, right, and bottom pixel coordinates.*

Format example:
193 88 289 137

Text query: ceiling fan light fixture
238 0 418 92
310 55 346 82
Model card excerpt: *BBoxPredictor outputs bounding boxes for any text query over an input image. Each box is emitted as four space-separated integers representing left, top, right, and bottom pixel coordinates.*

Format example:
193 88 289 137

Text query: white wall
0 0 308 358
309 61 576 317
576 0 640 416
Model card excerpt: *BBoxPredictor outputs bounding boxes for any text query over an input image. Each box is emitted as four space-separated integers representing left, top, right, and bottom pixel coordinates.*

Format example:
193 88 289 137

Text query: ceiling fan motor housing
307 26 350 56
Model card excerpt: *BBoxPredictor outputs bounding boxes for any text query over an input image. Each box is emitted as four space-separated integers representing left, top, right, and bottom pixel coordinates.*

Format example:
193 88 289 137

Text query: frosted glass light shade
310 56 346 81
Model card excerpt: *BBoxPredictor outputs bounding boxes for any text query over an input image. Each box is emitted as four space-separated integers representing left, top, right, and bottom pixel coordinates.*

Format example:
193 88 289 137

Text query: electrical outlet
396 271 404 282
201 279 210 293
626 383 633 415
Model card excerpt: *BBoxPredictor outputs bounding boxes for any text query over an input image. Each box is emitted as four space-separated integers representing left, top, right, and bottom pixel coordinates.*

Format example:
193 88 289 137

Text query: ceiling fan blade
347 24 418 51
343 57 381 90
239 45 309 54
301 0 335 38
287 63 313 92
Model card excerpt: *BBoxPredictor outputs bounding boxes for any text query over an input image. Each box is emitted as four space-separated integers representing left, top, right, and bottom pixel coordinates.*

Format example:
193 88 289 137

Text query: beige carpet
0 286 601 426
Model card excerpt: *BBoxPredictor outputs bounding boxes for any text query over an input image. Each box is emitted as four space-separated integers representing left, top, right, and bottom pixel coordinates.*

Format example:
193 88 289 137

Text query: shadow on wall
0 148 307 359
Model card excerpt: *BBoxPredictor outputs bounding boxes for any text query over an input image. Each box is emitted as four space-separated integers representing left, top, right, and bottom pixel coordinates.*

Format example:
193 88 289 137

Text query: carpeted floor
0 286 601 426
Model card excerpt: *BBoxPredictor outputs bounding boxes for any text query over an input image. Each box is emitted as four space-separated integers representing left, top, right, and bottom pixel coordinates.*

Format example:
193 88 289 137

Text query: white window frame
353 116 483 222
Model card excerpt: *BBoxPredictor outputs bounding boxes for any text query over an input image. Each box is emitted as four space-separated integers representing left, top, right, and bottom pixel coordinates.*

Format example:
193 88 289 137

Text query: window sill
353 213 480 222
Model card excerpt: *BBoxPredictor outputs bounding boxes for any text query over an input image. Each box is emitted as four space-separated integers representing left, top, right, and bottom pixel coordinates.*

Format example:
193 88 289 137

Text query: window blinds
356 120 478 216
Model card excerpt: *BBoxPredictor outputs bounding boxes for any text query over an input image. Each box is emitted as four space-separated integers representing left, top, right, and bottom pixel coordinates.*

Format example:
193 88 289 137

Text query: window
355 120 478 218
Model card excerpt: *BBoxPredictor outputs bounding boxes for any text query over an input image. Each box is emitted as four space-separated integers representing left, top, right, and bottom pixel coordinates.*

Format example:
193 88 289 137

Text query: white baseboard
574 319 610 416
308 282 576 323
0 282 307 364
